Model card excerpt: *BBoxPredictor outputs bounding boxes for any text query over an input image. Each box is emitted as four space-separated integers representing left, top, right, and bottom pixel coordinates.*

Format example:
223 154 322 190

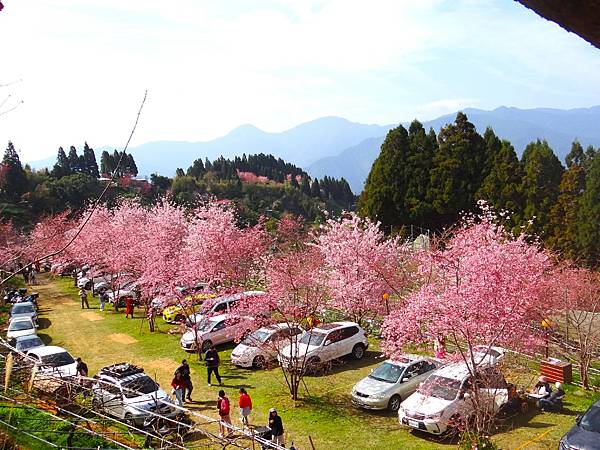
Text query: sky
1 0 600 162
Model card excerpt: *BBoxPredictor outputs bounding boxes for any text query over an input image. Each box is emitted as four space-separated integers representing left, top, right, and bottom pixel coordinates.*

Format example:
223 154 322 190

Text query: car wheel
124 413 137 428
305 356 321 374
201 340 212 353
388 394 401 412
91 396 101 409
352 344 365 360
174 314 184 323
253 355 266 369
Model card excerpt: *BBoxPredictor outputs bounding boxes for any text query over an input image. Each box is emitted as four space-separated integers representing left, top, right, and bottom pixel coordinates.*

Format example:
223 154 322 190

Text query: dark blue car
560 399 600 449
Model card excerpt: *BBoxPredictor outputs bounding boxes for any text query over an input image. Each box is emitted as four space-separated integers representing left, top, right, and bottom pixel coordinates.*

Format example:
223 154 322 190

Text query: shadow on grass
37 317 52 329
37 333 53 345
304 349 384 378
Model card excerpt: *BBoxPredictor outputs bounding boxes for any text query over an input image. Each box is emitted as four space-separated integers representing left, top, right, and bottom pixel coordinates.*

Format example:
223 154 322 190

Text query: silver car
10 302 38 327
351 355 442 412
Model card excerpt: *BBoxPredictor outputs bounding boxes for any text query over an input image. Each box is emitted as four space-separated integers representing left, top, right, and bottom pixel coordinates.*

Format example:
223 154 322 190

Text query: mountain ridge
27 106 600 193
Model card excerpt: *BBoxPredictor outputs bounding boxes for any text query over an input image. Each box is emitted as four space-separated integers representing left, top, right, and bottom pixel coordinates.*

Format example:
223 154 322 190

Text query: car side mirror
576 414 582 423
324 340 331 346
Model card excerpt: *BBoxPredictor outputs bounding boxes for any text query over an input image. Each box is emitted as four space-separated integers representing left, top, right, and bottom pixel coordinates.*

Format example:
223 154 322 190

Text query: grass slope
33 274 599 450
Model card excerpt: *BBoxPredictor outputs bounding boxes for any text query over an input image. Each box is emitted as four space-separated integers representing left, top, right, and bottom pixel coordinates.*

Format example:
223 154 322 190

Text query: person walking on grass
217 389 232 438
175 359 193 402
99 290 108 312
205 344 222 386
124 296 134 318
268 408 285 446
79 287 89 309
239 388 252 427
171 371 185 406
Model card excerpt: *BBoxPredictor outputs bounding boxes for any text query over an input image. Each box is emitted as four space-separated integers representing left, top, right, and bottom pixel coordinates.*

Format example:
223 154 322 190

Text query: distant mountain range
28 106 600 193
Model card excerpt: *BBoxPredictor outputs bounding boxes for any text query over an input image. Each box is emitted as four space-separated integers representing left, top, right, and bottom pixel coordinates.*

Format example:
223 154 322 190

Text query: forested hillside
0 143 354 227
359 112 600 266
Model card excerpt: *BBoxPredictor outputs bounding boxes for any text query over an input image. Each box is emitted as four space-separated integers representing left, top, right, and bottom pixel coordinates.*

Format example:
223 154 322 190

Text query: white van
398 359 508 435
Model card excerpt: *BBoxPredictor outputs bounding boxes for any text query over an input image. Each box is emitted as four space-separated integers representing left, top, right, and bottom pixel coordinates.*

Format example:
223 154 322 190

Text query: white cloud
0 0 599 162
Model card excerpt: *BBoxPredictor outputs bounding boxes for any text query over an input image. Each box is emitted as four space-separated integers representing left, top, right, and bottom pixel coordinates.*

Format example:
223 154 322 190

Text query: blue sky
1 0 599 161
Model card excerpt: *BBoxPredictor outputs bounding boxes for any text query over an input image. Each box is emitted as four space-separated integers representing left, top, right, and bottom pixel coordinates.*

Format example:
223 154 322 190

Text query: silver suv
92 363 175 427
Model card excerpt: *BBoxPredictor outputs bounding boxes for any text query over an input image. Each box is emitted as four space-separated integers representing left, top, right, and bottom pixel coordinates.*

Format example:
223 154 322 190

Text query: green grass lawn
33 274 600 450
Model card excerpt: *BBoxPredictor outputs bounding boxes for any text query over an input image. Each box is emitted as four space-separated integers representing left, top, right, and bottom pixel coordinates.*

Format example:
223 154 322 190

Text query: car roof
16 334 42 341
386 354 430 366
12 302 35 308
28 345 70 356
315 321 358 331
432 359 495 380
9 316 34 323
259 322 295 333
214 291 265 303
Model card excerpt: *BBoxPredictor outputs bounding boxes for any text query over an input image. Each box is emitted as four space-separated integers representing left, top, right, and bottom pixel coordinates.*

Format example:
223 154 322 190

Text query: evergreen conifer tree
0 141 28 202
52 146 71 178
67 146 80 173
358 124 409 229
520 140 564 237
577 151 600 267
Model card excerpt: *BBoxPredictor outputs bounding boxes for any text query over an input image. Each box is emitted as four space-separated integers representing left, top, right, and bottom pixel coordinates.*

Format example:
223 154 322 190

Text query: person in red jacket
217 390 232 438
171 371 185 406
238 387 252 426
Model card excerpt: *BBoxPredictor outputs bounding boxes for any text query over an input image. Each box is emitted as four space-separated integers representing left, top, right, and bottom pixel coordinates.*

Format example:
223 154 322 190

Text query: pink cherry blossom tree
315 213 414 326
382 208 555 435
182 202 266 291
235 243 330 400
551 265 600 389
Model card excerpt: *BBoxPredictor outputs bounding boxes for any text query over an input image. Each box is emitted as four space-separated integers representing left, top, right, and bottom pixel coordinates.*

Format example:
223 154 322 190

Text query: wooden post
309 435 316 450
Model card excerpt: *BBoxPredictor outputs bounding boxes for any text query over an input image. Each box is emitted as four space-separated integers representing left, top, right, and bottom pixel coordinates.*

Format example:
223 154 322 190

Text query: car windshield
242 330 271 346
17 337 43 351
580 405 600 433
122 375 159 398
299 331 326 346
9 320 33 331
12 305 35 315
369 362 405 384
197 320 218 332
419 375 462 401
41 351 75 366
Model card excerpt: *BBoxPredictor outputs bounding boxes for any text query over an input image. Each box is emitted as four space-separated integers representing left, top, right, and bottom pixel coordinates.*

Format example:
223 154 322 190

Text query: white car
278 322 369 373
107 281 140 305
351 355 443 412
231 323 304 369
186 291 264 327
7 317 37 339
27 346 78 378
398 360 509 435
180 314 253 353
472 345 506 365
92 363 175 426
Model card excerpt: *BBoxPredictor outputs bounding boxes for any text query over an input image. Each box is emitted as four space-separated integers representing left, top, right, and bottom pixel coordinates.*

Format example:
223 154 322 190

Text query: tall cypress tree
547 142 586 260
51 146 71 178
577 151 600 267
100 150 112 176
520 140 564 237
358 124 409 230
404 121 436 229
477 139 523 226
82 142 99 178
428 112 486 227
67 146 80 173
0 141 27 202
310 179 321 198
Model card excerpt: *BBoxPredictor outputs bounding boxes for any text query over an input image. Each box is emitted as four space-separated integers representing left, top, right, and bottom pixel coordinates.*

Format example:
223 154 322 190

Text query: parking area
31 274 600 450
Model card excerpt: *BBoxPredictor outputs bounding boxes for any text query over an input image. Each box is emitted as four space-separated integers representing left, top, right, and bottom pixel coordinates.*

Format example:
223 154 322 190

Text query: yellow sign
541 318 552 329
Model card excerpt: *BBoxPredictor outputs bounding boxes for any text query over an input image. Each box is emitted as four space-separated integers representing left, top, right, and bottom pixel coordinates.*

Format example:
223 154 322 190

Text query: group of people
170 358 285 446
18 263 38 285
77 287 135 318
533 375 565 411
